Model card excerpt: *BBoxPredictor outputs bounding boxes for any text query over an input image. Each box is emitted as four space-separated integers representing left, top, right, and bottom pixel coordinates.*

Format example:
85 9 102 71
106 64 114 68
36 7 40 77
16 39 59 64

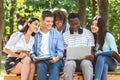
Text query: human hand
85 54 95 61
18 52 27 59
49 57 58 63
21 50 30 56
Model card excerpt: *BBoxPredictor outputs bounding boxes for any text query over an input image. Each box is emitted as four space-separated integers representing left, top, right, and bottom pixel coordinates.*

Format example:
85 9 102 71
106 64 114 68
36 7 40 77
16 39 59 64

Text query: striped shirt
63 28 94 48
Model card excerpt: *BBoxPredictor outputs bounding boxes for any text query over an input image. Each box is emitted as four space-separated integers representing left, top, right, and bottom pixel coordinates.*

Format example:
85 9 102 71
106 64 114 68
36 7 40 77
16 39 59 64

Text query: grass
0 53 7 75
1 62 6 75
117 66 120 71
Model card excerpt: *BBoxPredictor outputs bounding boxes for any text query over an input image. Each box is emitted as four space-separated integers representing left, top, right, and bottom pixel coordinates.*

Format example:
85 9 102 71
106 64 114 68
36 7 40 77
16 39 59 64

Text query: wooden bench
4 70 120 80
4 63 120 80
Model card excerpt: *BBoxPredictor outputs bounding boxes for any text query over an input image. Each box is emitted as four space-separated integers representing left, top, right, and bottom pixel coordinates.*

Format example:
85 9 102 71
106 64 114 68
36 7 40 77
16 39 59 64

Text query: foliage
4 0 120 44
109 0 120 43
4 0 42 35
4 0 79 35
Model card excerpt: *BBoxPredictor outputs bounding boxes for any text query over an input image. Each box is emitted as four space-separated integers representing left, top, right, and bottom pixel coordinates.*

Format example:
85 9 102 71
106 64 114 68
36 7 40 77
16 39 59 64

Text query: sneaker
112 51 120 63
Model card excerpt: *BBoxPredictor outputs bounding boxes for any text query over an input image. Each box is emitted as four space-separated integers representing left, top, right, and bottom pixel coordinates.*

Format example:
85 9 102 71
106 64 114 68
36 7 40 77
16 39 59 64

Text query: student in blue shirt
31 11 64 80
90 15 120 80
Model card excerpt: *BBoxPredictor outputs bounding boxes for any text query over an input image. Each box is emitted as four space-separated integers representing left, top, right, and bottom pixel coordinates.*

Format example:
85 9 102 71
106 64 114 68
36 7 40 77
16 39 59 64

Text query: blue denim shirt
31 28 64 58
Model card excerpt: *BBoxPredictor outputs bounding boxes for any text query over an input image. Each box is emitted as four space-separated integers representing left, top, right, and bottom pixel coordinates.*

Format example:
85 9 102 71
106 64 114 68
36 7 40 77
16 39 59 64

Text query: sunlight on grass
0 76 4 80
117 66 120 71
0 61 6 80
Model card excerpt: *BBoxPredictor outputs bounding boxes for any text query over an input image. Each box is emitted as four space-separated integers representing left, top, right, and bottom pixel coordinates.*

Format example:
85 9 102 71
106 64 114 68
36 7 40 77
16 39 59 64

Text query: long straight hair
92 16 108 50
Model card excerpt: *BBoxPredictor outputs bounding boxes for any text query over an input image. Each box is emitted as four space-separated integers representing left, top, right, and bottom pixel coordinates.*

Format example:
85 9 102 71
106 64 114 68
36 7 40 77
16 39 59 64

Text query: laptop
66 46 91 60
34 54 53 60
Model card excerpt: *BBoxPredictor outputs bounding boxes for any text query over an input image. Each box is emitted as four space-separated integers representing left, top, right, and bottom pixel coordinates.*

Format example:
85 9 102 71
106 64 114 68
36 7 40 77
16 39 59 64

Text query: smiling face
29 20 39 33
41 17 53 31
90 20 99 34
55 17 63 30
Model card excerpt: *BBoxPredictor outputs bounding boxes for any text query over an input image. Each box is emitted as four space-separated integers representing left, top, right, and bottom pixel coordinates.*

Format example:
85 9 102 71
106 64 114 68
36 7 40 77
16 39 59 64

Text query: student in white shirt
31 11 64 80
3 18 39 80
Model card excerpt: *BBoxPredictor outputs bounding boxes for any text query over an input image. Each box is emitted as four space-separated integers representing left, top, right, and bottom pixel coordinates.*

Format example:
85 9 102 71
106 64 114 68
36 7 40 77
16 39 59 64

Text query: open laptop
66 46 91 60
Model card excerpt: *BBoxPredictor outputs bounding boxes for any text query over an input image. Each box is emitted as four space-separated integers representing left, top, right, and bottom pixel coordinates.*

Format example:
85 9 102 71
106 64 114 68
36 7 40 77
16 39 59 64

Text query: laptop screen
66 46 91 60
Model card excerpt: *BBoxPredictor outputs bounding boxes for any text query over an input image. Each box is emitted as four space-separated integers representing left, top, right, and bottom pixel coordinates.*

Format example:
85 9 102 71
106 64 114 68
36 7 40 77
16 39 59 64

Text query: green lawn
0 62 6 80
0 53 7 75
117 66 120 71
0 61 6 75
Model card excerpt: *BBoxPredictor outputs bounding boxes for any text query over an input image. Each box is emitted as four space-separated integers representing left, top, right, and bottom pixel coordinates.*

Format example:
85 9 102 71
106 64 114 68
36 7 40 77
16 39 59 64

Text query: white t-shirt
39 31 50 56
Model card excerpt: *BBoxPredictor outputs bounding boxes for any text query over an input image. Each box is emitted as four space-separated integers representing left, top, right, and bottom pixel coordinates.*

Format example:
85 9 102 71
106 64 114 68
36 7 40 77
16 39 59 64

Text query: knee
31 63 36 71
64 61 76 69
96 55 105 62
97 55 103 60
80 60 92 68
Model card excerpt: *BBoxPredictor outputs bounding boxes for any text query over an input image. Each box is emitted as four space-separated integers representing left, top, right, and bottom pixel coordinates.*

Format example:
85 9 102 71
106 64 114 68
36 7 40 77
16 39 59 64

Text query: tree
98 0 109 27
9 0 16 34
0 0 4 74
92 0 97 17
78 0 87 27
3 0 120 53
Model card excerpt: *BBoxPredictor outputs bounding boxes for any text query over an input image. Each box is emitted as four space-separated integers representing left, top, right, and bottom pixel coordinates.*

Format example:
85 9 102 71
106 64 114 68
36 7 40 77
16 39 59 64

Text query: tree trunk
0 0 4 74
9 0 16 34
98 0 109 27
92 0 97 18
78 0 87 27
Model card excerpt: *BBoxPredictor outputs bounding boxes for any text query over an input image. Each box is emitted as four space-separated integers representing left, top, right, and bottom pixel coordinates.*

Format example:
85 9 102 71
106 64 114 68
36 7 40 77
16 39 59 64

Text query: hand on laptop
85 54 95 61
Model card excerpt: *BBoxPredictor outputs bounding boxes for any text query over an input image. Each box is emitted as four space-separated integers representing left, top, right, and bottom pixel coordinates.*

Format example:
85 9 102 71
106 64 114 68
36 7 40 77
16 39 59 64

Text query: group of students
3 10 120 80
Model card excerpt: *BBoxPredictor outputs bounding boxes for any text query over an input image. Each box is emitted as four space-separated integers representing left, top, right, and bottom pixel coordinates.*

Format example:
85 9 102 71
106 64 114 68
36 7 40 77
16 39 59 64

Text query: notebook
66 46 91 60
34 54 53 60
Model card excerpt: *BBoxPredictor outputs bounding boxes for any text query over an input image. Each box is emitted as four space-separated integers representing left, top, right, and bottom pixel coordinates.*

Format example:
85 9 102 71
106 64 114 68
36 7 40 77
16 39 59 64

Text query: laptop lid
66 46 91 60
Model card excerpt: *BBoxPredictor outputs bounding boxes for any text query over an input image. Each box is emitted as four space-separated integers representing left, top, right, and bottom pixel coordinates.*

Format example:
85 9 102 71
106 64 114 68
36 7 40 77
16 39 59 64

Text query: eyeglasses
93 15 101 21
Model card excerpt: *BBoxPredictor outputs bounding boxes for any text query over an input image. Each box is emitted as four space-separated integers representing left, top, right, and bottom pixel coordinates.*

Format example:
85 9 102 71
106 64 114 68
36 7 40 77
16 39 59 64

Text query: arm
3 48 27 59
30 34 39 62
107 33 118 53
63 33 68 57
3 48 19 58
30 33 40 57
31 43 40 62
85 30 95 60
49 33 64 63
4 32 26 58
56 33 64 58
85 46 95 61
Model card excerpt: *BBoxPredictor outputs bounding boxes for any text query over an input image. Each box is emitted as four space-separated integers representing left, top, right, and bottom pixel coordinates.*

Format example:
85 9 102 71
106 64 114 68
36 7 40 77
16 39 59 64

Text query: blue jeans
94 51 118 80
96 51 113 57
36 60 63 80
